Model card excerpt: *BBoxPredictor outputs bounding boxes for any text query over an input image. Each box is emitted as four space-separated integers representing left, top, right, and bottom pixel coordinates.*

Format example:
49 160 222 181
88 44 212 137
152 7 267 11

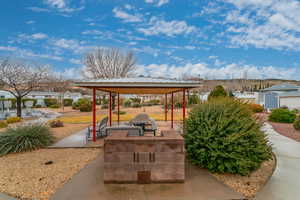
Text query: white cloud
0 45 63 61
26 20 35 24
135 62 299 80
58 67 83 79
31 33 48 39
145 0 169 7
27 7 51 12
51 38 94 54
69 58 81 65
44 0 84 13
138 17 196 36
224 0 300 51
112 7 142 23
52 38 81 50
81 30 102 35
15 33 48 43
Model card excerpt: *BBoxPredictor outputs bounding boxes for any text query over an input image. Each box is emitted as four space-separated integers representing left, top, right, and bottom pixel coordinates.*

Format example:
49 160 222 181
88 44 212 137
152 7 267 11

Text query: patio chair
86 117 108 141
104 126 143 136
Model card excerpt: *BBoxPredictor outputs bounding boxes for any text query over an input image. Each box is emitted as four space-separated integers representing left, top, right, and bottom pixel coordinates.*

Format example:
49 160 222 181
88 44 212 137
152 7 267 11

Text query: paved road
256 123 300 200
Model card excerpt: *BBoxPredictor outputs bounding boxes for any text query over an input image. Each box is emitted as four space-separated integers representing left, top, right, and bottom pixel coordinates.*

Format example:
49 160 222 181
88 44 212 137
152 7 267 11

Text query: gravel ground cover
269 122 300 142
0 148 101 200
50 123 89 141
212 155 276 198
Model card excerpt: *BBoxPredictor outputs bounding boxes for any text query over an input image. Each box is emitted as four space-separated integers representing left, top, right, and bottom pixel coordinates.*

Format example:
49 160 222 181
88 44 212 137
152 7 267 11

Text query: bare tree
0 58 50 117
83 47 136 109
83 47 136 79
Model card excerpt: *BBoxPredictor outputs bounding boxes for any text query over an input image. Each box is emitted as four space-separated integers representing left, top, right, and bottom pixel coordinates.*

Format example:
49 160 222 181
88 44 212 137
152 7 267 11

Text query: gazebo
75 77 201 141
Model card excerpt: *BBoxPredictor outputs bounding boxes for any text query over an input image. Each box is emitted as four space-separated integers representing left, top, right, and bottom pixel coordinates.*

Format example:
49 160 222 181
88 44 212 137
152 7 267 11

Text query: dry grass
57 105 187 124
212 156 276 198
0 148 101 200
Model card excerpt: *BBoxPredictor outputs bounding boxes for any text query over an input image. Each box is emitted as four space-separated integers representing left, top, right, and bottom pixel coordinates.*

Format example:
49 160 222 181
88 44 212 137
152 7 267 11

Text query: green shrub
130 97 141 104
44 98 58 107
6 116 21 124
101 99 109 105
113 110 126 115
0 98 16 109
249 104 264 113
0 124 54 156
142 102 153 106
63 98 73 106
123 99 132 107
208 85 228 100
293 116 300 130
148 99 160 105
34 105 42 108
72 98 91 110
175 101 182 108
101 104 108 109
49 104 61 109
268 108 296 123
185 98 272 176
79 102 92 112
131 103 142 108
188 94 200 105
0 121 8 129
49 120 64 128
22 99 37 108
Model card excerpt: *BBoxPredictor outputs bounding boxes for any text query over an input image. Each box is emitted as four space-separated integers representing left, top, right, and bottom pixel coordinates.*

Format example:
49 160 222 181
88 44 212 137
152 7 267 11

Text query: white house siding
280 97 300 109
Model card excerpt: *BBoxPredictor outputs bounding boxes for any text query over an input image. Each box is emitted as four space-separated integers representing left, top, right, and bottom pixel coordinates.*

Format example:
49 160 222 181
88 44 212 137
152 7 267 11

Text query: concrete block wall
104 130 185 183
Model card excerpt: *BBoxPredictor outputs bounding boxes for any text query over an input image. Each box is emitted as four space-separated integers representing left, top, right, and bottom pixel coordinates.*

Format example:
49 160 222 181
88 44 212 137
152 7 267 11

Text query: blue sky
0 0 300 80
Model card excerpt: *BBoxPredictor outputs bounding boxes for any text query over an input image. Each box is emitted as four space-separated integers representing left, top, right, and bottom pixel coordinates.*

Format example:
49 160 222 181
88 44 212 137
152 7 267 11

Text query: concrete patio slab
50 152 244 200
256 123 300 200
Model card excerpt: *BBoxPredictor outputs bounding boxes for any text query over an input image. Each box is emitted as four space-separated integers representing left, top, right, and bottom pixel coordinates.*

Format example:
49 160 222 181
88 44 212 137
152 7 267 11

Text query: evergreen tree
208 85 228 100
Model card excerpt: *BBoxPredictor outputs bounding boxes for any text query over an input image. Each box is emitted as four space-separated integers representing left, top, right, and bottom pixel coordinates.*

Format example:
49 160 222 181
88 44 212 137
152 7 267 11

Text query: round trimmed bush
268 108 296 123
293 116 300 130
79 102 92 112
131 103 142 108
185 98 272 176
6 116 21 124
123 99 132 107
113 110 126 115
0 124 54 156
49 104 61 109
63 98 73 106
249 104 264 113
0 120 8 129
208 85 228 100
44 98 58 107
49 119 64 128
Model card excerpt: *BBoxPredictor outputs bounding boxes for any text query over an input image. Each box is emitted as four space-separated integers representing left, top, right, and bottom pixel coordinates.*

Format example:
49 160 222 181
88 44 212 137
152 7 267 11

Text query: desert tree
0 58 50 117
83 47 136 109
83 47 136 78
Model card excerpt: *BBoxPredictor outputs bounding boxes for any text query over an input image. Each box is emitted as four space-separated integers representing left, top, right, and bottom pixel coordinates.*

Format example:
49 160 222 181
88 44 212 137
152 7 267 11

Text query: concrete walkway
50 128 88 148
50 154 244 200
256 123 300 200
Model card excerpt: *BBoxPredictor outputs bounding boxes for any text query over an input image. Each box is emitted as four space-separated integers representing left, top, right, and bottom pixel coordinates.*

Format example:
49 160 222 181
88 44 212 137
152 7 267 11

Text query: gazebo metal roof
75 77 201 94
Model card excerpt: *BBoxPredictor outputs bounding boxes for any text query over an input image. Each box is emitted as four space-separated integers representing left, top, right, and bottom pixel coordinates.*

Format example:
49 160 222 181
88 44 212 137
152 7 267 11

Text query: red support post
117 93 120 124
171 92 174 129
92 88 96 142
182 89 186 122
165 93 168 121
109 92 112 126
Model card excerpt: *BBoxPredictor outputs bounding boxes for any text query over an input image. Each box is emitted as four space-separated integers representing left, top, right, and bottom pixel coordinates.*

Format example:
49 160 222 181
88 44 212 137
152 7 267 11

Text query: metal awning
75 77 201 94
